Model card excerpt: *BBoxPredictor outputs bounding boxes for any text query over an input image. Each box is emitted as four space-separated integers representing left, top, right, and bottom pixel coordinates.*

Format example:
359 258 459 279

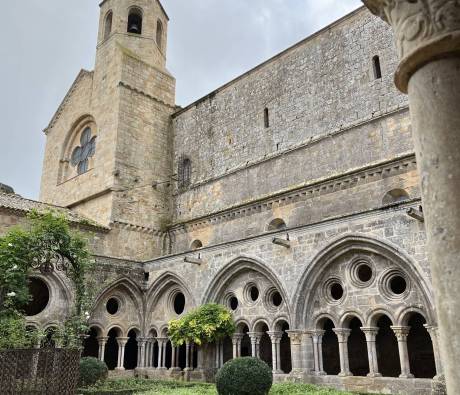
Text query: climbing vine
0 210 94 349
168 303 235 346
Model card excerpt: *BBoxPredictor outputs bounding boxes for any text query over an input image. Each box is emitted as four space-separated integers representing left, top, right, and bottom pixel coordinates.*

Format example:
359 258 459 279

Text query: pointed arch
293 234 435 328
145 271 195 313
93 276 144 314
201 256 291 317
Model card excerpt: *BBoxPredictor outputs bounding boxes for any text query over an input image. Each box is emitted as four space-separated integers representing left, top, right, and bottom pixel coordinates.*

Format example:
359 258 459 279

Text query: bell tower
96 0 169 69
40 0 176 260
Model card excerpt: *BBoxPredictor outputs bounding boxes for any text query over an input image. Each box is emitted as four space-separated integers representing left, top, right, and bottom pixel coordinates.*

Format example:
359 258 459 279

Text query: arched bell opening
124 329 138 370
105 328 120 370
321 319 340 375
82 327 100 358
376 315 400 377
407 313 436 379
347 317 369 376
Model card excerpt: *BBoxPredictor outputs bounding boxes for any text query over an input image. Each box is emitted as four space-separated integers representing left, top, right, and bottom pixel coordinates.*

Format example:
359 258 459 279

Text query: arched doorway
124 329 138 370
347 317 369 376
275 320 292 374
82 327 99 358
321 319 340 375
105 328 120 370
239 324 251 357
255 323 272 368
407 313 436 378
222 336 233 363
376 315 400 377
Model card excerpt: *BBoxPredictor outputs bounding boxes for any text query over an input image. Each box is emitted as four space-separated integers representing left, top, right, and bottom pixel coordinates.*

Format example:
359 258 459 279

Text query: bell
128 23 139 33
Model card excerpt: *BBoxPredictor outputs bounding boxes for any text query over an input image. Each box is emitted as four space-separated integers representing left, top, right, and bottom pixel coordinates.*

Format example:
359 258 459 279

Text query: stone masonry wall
172 7 408 224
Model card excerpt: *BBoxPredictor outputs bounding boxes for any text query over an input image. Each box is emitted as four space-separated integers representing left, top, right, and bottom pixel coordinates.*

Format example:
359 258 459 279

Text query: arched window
127 7 143 35
267 218 286 231
104 11 113 40
373 55 382 79
178 156 191 189
70 127 97 175
382 189 410 205
156 20 163 50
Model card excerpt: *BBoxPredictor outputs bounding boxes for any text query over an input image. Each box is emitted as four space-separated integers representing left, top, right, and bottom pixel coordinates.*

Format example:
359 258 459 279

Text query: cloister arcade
25 236 438 382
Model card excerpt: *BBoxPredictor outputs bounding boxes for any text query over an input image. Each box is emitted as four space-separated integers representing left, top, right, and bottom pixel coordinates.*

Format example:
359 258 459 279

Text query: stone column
311 330 326 376
287 330 304 373
391 326 413 378
361 327 381 378
185 341 191 371
137 338 147 368
424 325 443 378
171 344 177 369
361 1 460 392
268 331 283 374
248 332 262 359
215 340 221 368
97 336 108 362
162 341 168 369
156 338 166 369
232 334 244 359
333 329 352 377
116 337 129 370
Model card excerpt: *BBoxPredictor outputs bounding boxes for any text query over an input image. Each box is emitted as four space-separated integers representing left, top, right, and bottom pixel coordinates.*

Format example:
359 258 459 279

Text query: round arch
293 234 435 328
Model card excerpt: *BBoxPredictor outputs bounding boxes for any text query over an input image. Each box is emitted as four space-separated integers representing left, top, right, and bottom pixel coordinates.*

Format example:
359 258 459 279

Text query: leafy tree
168 303 235 346
0 210 94 349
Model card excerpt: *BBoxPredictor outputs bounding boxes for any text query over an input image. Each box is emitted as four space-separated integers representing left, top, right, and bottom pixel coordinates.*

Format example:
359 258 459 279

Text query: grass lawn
79 378 373 395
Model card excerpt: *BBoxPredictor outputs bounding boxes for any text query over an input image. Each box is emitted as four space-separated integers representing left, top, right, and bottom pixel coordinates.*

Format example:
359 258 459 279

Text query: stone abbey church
0 0 444 394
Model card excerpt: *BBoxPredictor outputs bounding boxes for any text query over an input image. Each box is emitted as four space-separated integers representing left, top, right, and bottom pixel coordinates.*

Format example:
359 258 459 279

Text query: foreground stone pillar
116 337 129 370
362 1 460 392
361 327 381 378
287 330 304 373
185 341 191 371
391 326 413 378
333 329 352 377
97 336 108 362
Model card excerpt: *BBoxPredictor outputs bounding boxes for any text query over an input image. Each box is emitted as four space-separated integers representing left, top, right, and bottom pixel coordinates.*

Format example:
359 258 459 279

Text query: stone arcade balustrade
361 1 460 392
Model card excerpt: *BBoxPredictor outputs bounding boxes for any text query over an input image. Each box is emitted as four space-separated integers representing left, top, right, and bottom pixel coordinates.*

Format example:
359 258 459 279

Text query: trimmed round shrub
216 357 273 395
79 357 108 387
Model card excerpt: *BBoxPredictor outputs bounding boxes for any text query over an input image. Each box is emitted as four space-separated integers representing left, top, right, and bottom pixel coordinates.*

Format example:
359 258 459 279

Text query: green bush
79 357 108 387
216 357 273 395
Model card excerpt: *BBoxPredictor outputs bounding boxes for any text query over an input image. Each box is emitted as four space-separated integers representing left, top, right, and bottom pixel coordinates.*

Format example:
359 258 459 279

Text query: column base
367 373 382 378
183 367 194 371
399 373 414 379
157 367 167 371
272 370 284 374
338 372 353 377
115 367 125 371
170 367 182 372
315 371 327 376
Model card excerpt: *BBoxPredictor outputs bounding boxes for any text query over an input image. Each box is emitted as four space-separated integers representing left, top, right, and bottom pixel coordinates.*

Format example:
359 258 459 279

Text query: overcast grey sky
0 0 361 200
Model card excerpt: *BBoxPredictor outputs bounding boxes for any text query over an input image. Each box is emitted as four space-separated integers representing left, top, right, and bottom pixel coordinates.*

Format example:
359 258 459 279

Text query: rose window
71 127 96 175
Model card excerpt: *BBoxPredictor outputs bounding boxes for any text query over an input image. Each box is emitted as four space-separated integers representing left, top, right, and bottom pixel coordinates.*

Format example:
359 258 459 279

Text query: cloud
0 0 361 199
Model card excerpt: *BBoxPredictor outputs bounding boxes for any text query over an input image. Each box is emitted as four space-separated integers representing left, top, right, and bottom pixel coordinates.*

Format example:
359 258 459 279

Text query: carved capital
363 0 460 92
361 326 379 342
333 328 352 343
286 330 303 345
391 325 411 340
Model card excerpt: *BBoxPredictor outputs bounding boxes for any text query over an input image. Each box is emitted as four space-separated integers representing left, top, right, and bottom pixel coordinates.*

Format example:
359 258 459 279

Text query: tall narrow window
127 8 143 35
264 108 270 128
156 20 163 50
104 11 113 40
373 55 382 79
178 156 191 189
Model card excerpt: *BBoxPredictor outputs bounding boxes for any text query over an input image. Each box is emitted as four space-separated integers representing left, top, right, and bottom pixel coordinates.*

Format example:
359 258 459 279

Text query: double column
97 336 109 362
361 1 460 393
310 330 326 376
287 330 303 373
156 337 168 369
361 327 381 378
267 331 283 374
391 326 413 379
232 334 244 359
248 332 263 359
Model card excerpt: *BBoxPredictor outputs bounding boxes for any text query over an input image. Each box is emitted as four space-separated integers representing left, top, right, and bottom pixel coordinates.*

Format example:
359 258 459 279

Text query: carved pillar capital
361 326 379 342
286 330 303 345
333 328 352 343
97 336 109 345
391 325 411 341
362 0 460 92
116 337 129 347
